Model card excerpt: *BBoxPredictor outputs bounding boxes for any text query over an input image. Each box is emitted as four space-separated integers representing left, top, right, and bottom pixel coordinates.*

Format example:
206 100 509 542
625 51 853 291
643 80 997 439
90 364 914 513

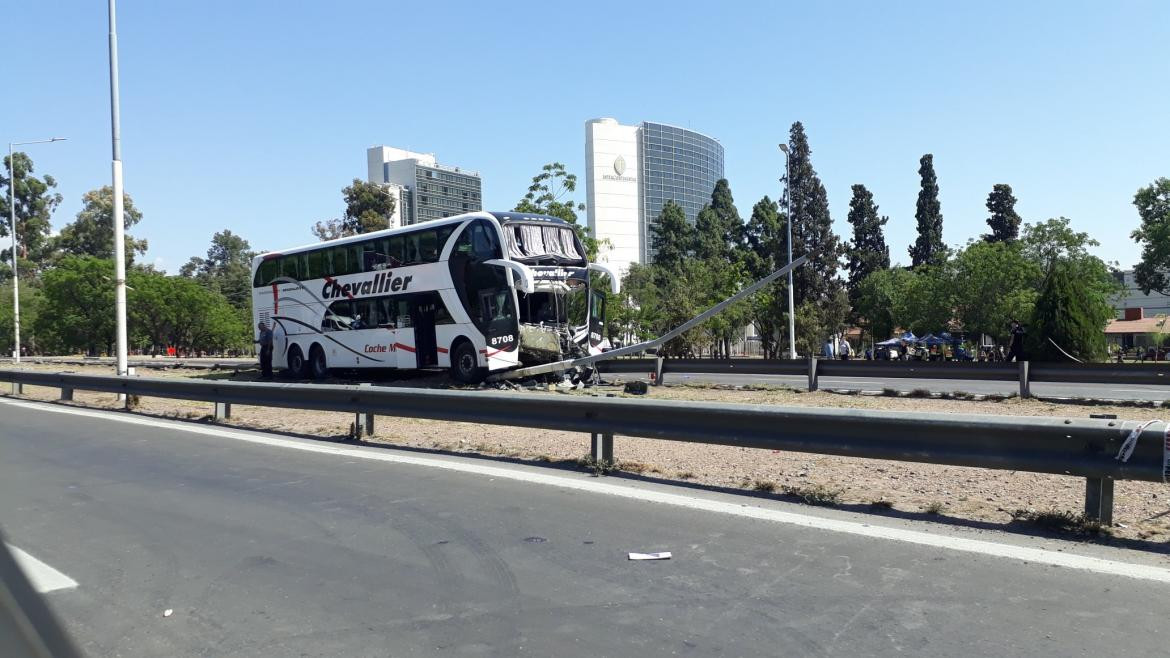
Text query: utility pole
7 138 65 362
108 0 128 378
779 142 796 359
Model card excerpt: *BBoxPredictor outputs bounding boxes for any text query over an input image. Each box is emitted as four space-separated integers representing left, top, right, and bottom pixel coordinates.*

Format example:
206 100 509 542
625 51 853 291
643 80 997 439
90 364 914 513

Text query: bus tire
450 340 484 385
309 344 328 381
286 345 307 379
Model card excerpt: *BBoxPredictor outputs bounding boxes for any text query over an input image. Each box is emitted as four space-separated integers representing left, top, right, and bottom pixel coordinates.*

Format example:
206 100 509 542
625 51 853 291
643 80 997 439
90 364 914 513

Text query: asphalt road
604 371 1170 401
3 400 1170 656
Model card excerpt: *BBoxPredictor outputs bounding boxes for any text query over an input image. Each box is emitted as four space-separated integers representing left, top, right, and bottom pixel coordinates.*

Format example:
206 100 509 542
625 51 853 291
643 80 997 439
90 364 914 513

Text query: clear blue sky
5 1 1167 273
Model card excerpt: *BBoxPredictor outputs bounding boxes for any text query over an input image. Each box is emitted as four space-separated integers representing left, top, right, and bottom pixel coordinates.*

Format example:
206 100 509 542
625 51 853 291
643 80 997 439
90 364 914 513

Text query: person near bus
838 338 851 360
1006 320 1025 362
256 321 274 379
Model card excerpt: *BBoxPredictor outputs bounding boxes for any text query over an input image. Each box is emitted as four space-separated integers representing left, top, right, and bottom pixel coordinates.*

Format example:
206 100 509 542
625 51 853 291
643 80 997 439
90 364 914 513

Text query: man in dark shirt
256 321 274 379
1007 320 1025 362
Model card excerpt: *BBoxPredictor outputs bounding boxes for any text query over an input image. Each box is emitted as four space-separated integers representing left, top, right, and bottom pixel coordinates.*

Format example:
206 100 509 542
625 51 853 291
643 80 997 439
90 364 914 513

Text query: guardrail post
10 381 22 395
214 401 232 420
1018 361 1030 398
353 383 374 438
591 432 614 466
60 387 73 401
807 356 819 392
1084 477 1114 526
654 357 665 386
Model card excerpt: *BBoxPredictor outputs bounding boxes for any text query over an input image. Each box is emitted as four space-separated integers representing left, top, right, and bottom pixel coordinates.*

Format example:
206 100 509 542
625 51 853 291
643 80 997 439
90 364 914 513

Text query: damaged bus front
495 212 619 380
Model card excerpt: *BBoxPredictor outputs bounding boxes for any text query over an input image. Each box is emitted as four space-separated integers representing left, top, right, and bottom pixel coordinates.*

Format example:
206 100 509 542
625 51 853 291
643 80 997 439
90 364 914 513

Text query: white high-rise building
584 118 725 275
366 146 482 228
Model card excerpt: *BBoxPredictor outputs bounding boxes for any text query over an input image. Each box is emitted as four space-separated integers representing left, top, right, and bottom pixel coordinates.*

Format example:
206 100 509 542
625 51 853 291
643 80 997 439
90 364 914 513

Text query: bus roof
488 211 572 226
253 212 490 262
252 210 576 263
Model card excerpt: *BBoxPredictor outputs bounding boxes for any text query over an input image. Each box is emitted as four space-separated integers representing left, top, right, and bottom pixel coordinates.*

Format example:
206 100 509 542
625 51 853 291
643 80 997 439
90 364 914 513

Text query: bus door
409 298 439 368
588 287 606 350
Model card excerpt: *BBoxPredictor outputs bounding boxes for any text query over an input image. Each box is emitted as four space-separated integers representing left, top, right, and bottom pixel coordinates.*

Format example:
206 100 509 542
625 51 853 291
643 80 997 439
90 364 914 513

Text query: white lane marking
6 544 78 593
5 398 1170 584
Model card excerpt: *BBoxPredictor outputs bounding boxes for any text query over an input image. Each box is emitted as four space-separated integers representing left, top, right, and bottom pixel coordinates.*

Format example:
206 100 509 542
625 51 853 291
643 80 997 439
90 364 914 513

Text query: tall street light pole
779 142 796 359
7 137 66 362
108 0 129 379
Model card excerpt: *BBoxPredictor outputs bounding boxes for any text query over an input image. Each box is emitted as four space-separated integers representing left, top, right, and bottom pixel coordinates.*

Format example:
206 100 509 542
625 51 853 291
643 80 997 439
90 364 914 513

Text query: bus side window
472 221 499 260
387 236 404 266
348 244 364 273
280 255 299 280
436 226 454 256
353 299 378 329
331 247 349 276
377 298 397 327
255 259 277 286
404 233 421 265
419 230 438 262
305 251 323 280
324 300 352 331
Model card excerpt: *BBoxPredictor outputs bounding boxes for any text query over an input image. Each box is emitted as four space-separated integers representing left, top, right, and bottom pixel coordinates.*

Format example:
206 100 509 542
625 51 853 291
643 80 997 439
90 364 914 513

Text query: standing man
1006 320 1025 363
256 321 274 379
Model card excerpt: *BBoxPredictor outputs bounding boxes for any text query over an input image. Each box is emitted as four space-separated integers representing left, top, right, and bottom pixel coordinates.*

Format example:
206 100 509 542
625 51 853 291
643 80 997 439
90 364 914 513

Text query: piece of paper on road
628 551 672 560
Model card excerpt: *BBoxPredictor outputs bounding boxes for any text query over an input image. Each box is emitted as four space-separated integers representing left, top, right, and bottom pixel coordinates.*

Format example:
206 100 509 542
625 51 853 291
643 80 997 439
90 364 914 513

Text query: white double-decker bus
250 211 618 383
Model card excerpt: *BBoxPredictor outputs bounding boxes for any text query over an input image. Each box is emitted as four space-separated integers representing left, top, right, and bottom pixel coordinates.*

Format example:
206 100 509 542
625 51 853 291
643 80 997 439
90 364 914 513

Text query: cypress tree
649 200 693 270
695 179 741 261
984 183 1022 243
845 184 890 305
909 154 945 267
786 122 842 307
1030 260 1110 362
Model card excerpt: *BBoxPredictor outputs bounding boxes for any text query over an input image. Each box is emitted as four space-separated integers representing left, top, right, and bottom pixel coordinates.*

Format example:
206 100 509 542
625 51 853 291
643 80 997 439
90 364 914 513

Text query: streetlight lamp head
778 143 789 153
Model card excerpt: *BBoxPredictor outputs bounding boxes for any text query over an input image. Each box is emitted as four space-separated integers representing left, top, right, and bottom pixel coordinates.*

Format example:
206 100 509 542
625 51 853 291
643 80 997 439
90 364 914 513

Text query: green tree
1021 217 1099 270
310 217 346 241
786 122 842 306
0 279 44 356
180 230 255 314
951 240 1040 341
845 184 890 309
694 179 741 262
909 154 946 267
742 195 789 357
514 162 597 257
0 152 62 278
984 183 1022 243
648 200 693 271
34 256 116 355
1131 177 1170 295
130 272 249 355
1020 217 1118 308
54 186 148 264
311 179 396 241
854 267 914 341
1030 260 1112 362
900 264 956 335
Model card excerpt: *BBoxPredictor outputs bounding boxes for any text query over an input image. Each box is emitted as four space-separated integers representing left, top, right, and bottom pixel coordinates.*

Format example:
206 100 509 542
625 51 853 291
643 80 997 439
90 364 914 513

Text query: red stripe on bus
436 347 449 353
394 343 416 353
271 283 279 314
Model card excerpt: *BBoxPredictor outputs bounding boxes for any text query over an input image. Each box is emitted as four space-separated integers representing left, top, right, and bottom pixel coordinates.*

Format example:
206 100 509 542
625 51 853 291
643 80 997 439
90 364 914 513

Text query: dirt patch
4 362 1169 544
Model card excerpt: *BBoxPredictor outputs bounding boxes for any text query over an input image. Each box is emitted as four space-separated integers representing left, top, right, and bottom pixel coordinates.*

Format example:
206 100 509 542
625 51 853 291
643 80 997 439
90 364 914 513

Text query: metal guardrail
599 357 1170 396
1 370 1166 525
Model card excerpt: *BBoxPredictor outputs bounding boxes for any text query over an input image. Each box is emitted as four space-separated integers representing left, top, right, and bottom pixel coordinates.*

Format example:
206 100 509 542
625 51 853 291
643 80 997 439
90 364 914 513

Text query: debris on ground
628 551 672 560
623 380 650 395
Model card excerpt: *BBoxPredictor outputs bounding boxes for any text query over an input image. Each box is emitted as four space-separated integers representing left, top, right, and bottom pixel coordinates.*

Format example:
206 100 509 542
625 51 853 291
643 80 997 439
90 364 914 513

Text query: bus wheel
286 346 307 379
309 345 328 381
450 340 484 385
